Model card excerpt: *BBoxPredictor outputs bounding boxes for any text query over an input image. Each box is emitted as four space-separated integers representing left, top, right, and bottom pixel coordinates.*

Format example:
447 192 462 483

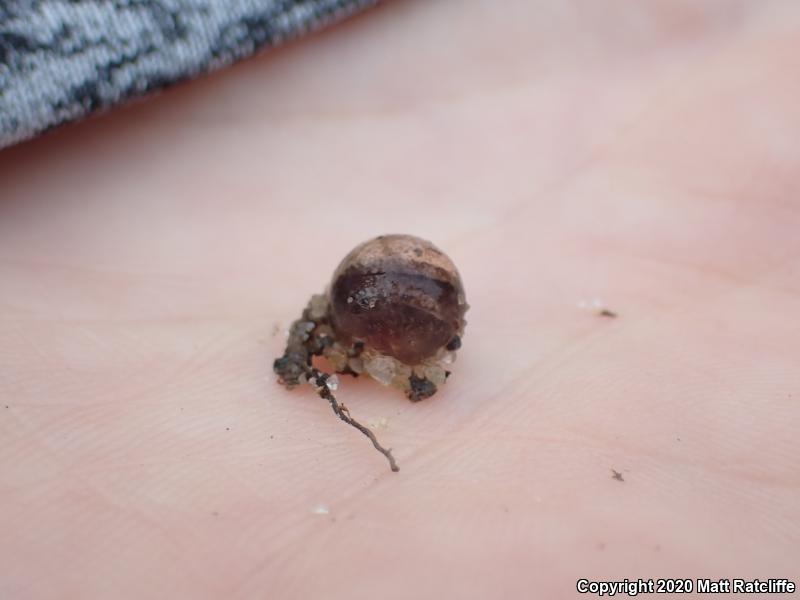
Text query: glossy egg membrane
328 234 467 365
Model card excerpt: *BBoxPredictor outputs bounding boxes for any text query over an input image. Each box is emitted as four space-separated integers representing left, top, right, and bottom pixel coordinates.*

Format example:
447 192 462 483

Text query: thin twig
311 369 399 472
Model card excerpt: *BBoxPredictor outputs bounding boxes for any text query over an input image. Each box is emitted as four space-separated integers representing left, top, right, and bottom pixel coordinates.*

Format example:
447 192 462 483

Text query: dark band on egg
329 266 465 364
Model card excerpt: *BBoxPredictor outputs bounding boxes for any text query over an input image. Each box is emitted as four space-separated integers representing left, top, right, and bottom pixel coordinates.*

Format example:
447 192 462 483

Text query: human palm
1 1 798 598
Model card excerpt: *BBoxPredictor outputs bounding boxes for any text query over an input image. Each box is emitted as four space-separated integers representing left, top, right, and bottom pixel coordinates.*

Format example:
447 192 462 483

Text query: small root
274 310 400 473
311 369 399 472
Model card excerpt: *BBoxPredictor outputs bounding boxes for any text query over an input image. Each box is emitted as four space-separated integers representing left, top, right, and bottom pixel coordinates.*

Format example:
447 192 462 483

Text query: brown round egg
328 234 467 367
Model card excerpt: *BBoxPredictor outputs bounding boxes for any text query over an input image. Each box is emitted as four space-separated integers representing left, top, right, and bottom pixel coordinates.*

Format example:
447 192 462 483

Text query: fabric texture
0 0 378 149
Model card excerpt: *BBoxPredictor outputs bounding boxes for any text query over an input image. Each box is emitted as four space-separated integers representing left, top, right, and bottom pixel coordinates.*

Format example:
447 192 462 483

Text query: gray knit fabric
0 0 378 149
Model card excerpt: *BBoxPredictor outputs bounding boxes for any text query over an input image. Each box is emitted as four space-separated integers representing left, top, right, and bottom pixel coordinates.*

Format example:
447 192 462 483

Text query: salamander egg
329 234 467 367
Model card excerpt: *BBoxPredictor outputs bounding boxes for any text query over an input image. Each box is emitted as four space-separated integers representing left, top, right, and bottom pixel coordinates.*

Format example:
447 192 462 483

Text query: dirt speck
369 416 389 430
598 309 618 318
611 469 625 482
